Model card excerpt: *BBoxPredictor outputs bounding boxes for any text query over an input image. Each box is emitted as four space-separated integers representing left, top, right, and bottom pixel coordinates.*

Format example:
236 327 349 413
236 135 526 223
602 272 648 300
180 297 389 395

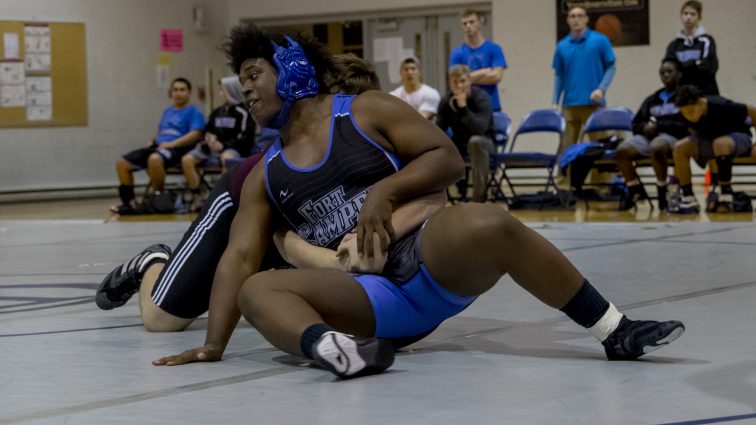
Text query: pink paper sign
160 29 183 52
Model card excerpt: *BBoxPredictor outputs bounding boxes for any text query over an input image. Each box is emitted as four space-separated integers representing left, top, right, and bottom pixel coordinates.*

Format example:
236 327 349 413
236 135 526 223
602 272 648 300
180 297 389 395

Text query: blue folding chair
493 111 512 147
579 107 634 141
492 109 565 203
573 107 653 209
576 106 634 176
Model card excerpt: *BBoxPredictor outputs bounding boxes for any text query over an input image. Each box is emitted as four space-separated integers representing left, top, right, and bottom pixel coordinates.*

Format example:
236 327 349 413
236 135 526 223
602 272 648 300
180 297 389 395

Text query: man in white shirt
389 58 441 120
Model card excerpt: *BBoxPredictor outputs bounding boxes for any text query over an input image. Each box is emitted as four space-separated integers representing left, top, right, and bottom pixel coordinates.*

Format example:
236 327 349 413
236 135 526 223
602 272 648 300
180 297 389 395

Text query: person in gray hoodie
665 0 719 95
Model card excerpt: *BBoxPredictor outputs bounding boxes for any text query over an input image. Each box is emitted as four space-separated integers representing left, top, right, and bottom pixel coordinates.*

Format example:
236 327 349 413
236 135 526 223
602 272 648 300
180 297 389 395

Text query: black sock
681 184 694 197
559 280 610 328
715 156 733 189
657 184 667 200
118 185 135 205
710 172 719 187
720 184 733 195
300 323 335 359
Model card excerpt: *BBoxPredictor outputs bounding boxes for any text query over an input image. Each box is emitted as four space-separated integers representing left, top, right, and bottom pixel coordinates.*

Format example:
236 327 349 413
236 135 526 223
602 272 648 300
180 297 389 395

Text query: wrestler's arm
349 91 464 257
275 191 447 270
153 163 271 365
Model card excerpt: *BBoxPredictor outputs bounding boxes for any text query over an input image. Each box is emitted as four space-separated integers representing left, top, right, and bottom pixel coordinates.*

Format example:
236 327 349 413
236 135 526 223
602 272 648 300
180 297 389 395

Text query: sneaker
95 244 172 310
602 316 685 360
716 193 733 213
673 195 700 214
666 180 681 212
110 203 136 215
705 191 719 213
311 331 394 379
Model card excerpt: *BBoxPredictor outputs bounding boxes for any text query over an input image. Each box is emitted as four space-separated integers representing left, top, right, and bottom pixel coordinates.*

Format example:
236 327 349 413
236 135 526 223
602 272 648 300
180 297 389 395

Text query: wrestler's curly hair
223 24 332 94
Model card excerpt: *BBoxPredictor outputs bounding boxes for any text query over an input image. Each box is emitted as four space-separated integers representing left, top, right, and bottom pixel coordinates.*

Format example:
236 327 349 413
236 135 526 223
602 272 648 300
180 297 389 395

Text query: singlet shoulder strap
332 94 355 116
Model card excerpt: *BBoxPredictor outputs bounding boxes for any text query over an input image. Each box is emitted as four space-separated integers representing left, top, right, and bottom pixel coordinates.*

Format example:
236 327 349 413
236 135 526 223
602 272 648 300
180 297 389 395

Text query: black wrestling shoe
95 244 171 310
312 331 395 379
602 316 685 360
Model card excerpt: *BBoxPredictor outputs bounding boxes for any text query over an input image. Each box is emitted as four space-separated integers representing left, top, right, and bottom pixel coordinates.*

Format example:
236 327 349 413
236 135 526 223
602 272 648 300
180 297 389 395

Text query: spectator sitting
665 0 719 95
112 77 205 215
389 57 441 120
671 85 756 213
616 58 689 211
436 64 495 203
181 76 255 211
450 9 507 112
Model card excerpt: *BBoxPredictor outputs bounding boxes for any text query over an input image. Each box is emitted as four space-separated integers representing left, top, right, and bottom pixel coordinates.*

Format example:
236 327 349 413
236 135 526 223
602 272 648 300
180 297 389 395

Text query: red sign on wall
160 29 183 52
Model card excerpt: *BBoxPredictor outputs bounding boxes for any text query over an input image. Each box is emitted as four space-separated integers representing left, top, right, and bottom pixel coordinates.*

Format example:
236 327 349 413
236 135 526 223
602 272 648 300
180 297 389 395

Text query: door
364 9 492 95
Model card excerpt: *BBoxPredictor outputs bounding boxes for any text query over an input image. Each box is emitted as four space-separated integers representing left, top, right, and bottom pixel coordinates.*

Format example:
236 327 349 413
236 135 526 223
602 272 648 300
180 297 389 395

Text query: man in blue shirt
112 77 205 214
552 6 617 190
449 9 507 112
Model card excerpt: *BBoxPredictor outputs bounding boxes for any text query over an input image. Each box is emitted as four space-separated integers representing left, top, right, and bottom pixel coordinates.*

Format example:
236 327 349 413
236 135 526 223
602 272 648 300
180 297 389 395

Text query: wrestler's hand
336 232 387 274
355 189 395 260
152 343 223 366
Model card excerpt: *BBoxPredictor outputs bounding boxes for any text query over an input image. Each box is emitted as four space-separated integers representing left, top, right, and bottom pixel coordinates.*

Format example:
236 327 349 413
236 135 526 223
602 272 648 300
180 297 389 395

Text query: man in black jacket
665 0 719 95
436 64 495 202
615 58 689 211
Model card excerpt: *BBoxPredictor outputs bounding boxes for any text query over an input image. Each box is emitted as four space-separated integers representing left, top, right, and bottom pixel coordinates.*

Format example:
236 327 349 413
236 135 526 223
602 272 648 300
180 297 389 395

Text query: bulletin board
0 21 87 127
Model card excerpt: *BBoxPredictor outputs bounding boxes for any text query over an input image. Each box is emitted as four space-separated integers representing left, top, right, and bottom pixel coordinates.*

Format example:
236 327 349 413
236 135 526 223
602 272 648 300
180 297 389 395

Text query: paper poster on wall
160 29 183 52
26 76 51 92
0 84 25 107
3 33 19 59
26 75 52 108
24 26 51 53
373 38 389 62
156 64 171 89
0 61 24 84
27 105 52 120
25 53 51 72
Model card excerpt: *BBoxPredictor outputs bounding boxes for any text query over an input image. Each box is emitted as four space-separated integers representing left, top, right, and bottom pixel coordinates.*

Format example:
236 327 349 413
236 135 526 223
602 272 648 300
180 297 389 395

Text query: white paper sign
4 33 20 59
373 38 389 62
27 105 52 120
27 90 51 106
25 53 51 71
24 26 50 38
26 76 51 92
0 61 25 84
156 64 171 89
25 34 51 53
1 84 26 107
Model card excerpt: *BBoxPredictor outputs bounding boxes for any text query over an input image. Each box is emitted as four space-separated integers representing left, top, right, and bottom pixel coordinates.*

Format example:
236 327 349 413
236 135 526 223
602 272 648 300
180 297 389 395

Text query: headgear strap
268 36 319 129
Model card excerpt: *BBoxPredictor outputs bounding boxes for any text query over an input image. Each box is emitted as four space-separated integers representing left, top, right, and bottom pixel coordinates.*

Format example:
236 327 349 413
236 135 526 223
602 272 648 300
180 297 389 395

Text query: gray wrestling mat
2 220 755 425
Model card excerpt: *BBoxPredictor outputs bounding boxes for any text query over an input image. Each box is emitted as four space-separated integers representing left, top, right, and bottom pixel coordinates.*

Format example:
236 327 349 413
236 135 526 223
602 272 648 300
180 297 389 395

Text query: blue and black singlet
264 94 421 282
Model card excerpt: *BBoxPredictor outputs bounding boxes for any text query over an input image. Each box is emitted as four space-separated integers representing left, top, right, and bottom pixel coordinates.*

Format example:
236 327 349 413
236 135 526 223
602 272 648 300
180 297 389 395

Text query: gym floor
1 197 755 425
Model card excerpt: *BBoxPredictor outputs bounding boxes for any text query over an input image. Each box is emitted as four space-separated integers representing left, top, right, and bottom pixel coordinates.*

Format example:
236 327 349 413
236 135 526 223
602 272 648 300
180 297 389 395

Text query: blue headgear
268 36 320 129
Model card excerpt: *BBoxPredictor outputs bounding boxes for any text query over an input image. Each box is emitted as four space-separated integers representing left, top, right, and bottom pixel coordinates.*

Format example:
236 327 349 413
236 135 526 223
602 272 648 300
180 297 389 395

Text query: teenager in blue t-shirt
449 9 507 112
112 77 205 214
551 6 616 193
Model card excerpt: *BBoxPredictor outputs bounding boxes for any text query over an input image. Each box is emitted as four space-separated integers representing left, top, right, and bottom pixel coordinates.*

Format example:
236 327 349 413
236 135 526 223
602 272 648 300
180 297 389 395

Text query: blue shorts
354 263 477 340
